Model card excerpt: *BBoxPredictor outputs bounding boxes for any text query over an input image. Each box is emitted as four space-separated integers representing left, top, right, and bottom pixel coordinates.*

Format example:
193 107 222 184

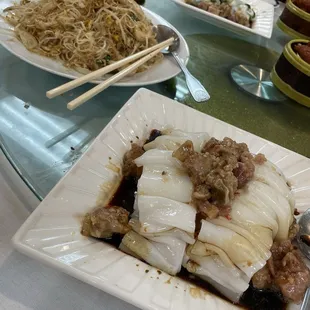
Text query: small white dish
12 88 308 310
170 0 274 39
0 5 189 86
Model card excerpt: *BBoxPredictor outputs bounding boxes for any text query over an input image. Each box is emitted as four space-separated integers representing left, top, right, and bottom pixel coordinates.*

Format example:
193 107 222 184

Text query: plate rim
170 0 275 39
12 88 309 310
0 7 190 87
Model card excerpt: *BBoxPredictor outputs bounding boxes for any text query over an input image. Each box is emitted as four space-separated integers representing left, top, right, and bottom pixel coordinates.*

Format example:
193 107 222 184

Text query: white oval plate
0 4 189 86
170 0 274 39
12 88 309 310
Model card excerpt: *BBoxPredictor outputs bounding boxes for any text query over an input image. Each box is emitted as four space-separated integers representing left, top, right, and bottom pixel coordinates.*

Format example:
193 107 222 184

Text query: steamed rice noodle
182 166 295 301
124 130 297 302
137 165 193 203
184 241 250 302
121 230 188 275
254 161 295 210
3 0 162 72
81 128 306 305
120 197 196 275
135 148 193 202
120 147 197 274
245 181 293 241
230 198 275 248
197 219 267 278
134 195 196 234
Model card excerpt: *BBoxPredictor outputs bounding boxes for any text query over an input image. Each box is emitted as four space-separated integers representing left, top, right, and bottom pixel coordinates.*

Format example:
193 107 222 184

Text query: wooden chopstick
67 45 165 110
0 28 14 36
46 37 174 99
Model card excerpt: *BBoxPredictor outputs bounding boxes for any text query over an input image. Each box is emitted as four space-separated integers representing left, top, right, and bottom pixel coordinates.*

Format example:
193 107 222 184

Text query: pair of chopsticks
46 37 174 110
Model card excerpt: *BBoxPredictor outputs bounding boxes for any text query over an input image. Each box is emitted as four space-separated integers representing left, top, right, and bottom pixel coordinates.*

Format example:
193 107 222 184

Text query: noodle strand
3 0 162 72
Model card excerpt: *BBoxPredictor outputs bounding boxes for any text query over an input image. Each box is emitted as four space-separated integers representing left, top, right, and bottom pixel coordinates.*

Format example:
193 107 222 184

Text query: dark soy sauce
103 176 137 248
240 286 286 310
101 129 287 310
145 129 162 144
109 176 137 214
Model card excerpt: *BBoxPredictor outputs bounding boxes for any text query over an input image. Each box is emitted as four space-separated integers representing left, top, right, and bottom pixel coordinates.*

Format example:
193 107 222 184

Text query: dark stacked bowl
270 39 310 107
277 0 310 40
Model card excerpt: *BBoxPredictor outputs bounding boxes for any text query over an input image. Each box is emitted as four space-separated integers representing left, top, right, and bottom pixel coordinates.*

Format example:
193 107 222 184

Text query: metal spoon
297 208 310 310
153 25 210 103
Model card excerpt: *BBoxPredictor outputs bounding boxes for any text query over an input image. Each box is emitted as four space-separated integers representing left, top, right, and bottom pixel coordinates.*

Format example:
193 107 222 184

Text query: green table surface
0 0 309 200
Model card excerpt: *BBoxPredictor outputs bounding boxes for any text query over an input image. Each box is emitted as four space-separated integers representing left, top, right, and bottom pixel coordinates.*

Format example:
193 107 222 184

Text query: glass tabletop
0 0 309 200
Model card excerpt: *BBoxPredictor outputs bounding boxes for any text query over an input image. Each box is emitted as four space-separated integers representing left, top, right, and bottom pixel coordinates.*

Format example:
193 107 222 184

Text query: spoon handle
301 287 310 310
172 52 210 103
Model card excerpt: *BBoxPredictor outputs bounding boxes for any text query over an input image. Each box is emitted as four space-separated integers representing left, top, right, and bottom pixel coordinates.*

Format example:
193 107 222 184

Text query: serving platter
170 0 274 39
0 3 189 86
12 88 309 310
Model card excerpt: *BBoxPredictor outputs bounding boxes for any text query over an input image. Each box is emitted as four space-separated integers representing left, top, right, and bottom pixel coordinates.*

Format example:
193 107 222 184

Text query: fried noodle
3 0 162 72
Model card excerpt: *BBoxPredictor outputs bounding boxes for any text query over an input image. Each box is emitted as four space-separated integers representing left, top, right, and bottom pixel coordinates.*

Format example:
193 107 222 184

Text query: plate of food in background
170 0 275 38
12 88 310 310
0 0 189 86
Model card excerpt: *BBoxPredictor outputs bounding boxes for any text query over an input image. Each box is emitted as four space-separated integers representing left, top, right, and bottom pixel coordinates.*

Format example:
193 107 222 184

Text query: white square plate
170 0 274 39
13 89 309 310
